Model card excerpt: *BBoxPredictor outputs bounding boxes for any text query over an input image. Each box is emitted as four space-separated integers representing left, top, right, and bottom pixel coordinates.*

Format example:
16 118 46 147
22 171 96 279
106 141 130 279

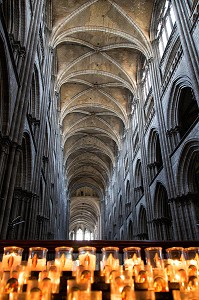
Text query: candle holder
145 247 164 269
55 246 74 271
78 246 96 271
101 247 119 271
185 247 199 277
166 247 187 284
123 247 142 272
2 246 24 271
101 247 120 283
28 247 48 271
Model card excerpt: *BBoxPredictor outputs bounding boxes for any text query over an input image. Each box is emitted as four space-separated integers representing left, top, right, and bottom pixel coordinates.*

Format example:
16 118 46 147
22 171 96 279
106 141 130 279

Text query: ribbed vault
51 0 155 238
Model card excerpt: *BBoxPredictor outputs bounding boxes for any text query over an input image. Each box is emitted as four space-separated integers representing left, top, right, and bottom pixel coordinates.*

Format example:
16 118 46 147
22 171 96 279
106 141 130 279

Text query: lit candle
28 247 48 271
123 247 142 270
78 253 96 270
78 247 96 271
55 247 74 271
2 247 23 271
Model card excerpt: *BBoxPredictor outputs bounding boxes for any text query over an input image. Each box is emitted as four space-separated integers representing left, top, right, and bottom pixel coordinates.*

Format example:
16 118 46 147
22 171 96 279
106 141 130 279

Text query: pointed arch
28 66 41 120
137 205 148 240
125 180 131 215
127 220 133 240
177 139 199 196
15 133 32 191
167 76 199 150
134 159 144 201
174 140 199 240
153 182 173 240
118 196 123 227
147 129 163 180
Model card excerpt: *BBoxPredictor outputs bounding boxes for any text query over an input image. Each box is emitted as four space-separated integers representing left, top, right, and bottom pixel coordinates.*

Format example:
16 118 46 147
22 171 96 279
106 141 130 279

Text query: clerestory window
156 0 176 58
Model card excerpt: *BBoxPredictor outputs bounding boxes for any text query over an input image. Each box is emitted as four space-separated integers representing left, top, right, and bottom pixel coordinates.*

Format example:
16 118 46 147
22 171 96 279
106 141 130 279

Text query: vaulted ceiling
51 0 156 236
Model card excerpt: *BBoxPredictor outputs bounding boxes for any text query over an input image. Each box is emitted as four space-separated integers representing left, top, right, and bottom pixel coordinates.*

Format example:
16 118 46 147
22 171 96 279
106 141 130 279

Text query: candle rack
0 240 198 299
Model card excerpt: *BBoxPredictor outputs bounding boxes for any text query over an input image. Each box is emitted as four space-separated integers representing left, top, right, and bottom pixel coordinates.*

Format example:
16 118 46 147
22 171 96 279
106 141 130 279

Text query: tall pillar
148 58 176 198
0 143 20 238
169 200 181 240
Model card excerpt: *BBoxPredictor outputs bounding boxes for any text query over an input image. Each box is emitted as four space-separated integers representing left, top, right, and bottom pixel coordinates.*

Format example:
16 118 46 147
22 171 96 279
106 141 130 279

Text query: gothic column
26 195 39 239
169 199 181 240
0 137 10 190
134 93 154 239
148 58 176 198
0 0 44 239
184 199 194 240
18 191 32 240
0 142 21 238
172 195 199 240
152 219 160 240
185 194 199 239
178 199 188 240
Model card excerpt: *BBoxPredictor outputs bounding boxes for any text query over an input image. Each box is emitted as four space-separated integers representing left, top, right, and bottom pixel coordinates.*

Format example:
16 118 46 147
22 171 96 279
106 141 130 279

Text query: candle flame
32 253 38 268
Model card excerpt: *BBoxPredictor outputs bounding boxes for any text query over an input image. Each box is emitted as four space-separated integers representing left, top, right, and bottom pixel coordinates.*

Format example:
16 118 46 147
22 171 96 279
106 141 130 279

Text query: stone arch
167 76 199 150
27 66 41 143
15 133 32 191
126 180 130 202
137 205 148 240
28 66 41 120
134 159 144 201
177 139 199 196
127 219 133 240
173 140 199 240
153 182 173 240
178 87 198 139
125 180 131 215
147 129 163 181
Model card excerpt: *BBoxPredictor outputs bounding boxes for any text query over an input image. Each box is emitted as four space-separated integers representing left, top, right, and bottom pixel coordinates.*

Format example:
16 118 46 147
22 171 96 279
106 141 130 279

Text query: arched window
148 130 163 181
141 60 152 99
76 228 83 240
156 0 176 58
156 135 163 171
85 229 90 240
134 160 144 201
178 87 199 139
119 196 123 227
167 79 199 151
15 133 32 191
125 180 131 215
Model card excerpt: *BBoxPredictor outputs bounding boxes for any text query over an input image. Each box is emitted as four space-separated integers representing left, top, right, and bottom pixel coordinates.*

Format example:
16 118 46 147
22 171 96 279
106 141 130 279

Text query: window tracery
156 0 176 58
